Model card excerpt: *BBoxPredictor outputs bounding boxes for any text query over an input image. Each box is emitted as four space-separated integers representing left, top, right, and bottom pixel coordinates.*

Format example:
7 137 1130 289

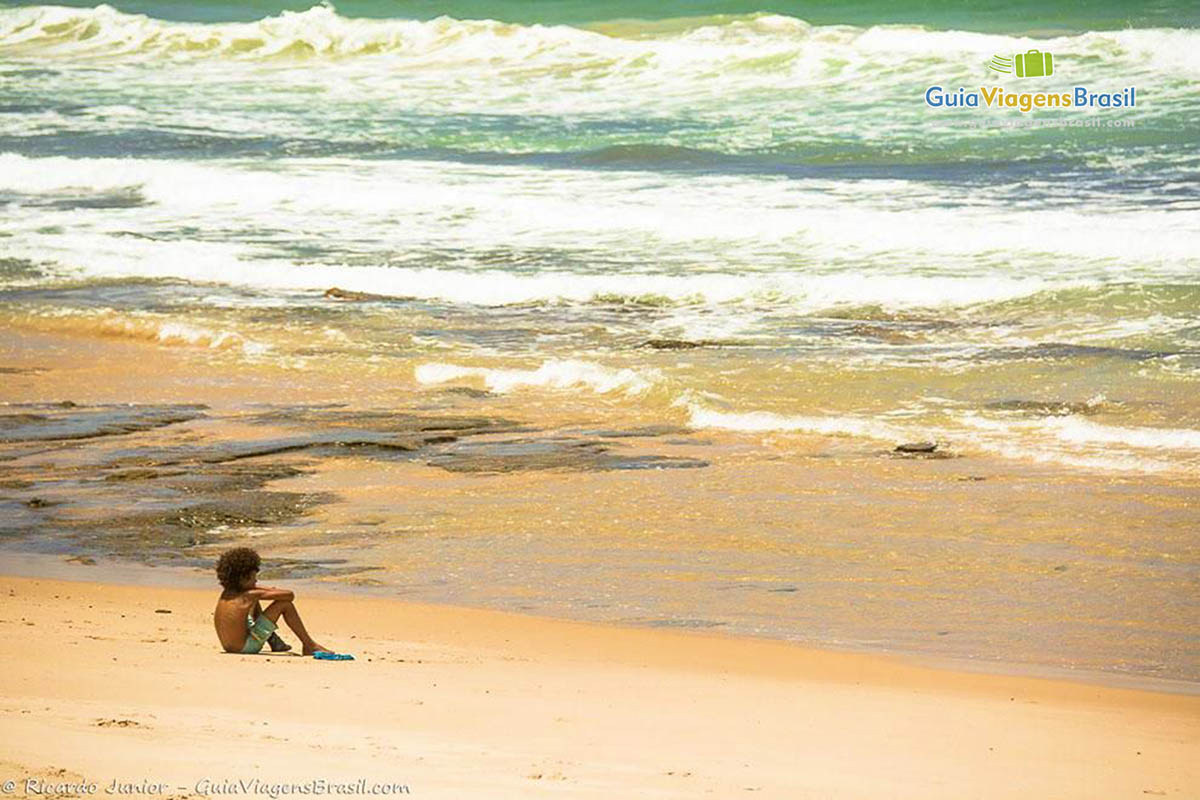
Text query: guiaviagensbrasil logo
988 49 1053 78
924 48 1136 113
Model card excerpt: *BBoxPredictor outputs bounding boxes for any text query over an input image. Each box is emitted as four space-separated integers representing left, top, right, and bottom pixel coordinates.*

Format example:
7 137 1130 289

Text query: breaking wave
1 3 1197 80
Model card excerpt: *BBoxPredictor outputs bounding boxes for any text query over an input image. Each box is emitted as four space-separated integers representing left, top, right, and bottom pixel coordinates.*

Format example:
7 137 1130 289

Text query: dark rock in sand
129 490 331 532
895 441 938 453
426 437 708 473
24 496 59 508
0 405 543 570
102 431 430 470
256 557 385 581
323 287 388 302
244 407 523 436
104 468 187 482
640 339 729 350
0 404 206 443
440 386 495 399
888 442 958 460
69 487 339 561
0 404 707 578
582 425 692 438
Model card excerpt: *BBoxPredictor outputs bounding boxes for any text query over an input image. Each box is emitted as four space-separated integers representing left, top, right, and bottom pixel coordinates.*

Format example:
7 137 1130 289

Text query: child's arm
245 586 295 602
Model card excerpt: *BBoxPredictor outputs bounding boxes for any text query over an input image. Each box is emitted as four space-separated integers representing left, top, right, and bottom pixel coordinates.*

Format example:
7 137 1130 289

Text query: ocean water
1 0 1199 684
2 0 1198 474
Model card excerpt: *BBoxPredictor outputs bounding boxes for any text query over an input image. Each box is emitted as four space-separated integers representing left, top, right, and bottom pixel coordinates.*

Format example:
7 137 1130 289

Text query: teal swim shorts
241 614 277 654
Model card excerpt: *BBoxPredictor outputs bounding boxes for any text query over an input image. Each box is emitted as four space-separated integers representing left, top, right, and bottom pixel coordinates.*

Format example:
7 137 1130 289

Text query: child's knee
263 599 292 620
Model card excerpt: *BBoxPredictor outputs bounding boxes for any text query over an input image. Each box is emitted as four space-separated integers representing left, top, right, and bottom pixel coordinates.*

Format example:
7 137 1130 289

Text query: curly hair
216 547 261 591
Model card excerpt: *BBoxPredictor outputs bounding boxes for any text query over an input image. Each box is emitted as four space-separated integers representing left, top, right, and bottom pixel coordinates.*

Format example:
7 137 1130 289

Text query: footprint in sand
526 771 566 781
95 718 146 728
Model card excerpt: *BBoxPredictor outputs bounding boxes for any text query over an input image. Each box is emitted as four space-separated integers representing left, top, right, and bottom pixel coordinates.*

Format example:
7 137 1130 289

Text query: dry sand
0 573 1197 800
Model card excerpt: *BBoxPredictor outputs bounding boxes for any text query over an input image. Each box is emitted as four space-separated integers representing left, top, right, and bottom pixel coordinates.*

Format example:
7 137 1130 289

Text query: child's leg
261 599 328 654
253 600 291 652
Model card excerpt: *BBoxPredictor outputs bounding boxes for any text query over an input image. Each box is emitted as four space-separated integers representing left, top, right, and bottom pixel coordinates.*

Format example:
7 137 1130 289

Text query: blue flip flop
313 651 354 661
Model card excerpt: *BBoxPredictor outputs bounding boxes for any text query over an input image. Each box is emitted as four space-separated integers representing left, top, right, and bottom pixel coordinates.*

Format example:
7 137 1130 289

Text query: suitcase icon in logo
1014 49 1053 78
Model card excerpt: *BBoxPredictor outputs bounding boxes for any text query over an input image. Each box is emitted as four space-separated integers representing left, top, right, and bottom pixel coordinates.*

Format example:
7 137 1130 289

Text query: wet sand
1 573 1198 800
3 327 1199 687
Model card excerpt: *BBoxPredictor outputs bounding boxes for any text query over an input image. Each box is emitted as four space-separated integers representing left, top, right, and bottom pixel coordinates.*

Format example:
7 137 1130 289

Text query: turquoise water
5 0 1200 30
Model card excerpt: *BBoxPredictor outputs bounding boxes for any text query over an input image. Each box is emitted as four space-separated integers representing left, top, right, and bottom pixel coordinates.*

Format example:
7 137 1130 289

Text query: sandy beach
1 571 1198 799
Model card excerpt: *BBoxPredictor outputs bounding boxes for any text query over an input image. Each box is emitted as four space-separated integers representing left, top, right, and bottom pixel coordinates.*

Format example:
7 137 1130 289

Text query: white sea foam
415 359 657 395
153 321 271 355
961 414 1200 452
2 233 1078 311
1045 417 1200 451
4 153 1196 314
949 412 1200 474
1063 315 1190 344
2 4 1196 80
681 400 1200 474
17 308 271 356
964 439 1174 474
684 403 912 441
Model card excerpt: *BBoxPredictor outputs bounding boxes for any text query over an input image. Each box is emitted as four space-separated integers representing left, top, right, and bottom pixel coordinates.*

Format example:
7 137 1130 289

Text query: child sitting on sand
214 547 331 656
